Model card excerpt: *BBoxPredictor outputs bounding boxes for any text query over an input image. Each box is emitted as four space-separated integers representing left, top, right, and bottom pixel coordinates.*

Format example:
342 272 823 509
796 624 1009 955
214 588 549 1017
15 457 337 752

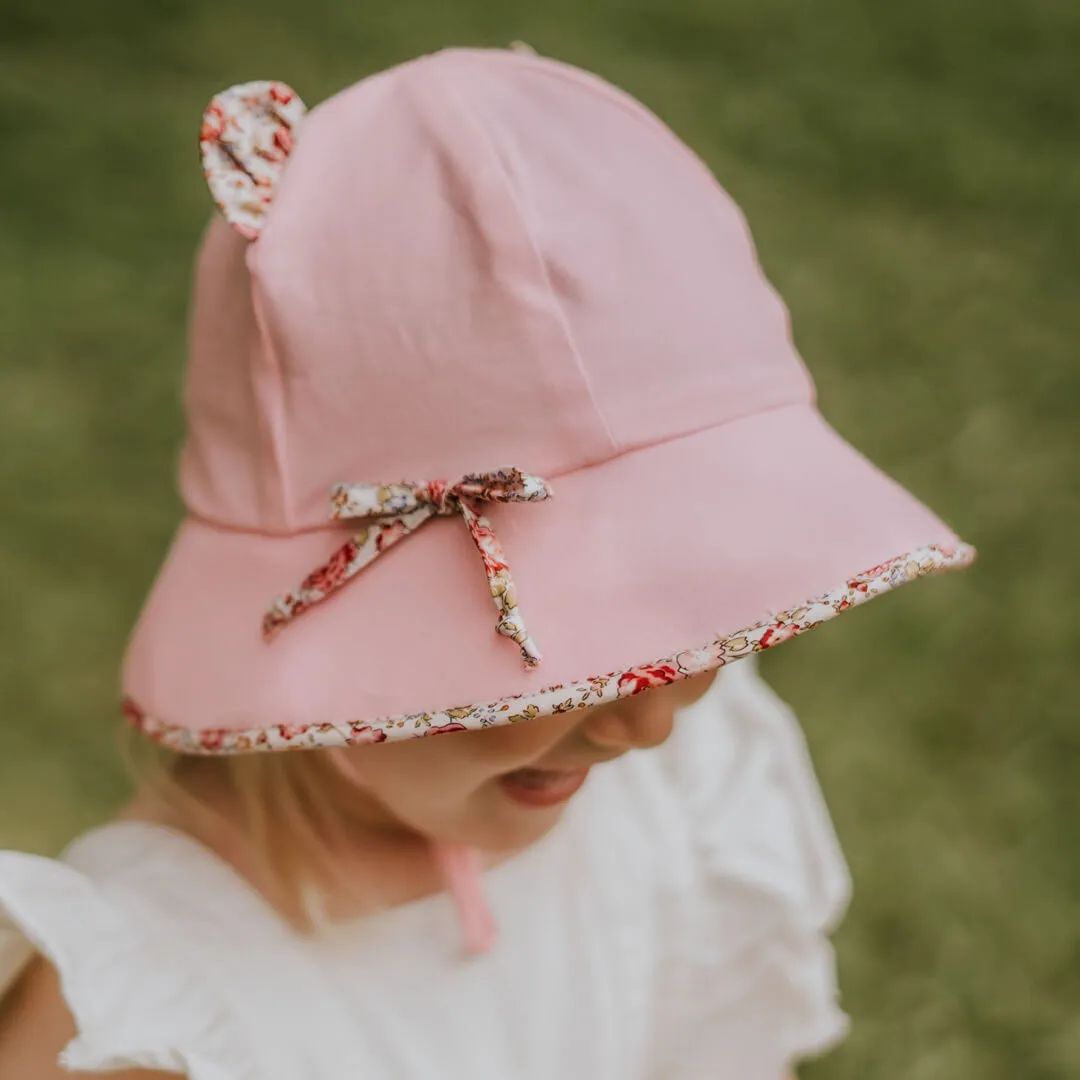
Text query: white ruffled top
0 660 850 1079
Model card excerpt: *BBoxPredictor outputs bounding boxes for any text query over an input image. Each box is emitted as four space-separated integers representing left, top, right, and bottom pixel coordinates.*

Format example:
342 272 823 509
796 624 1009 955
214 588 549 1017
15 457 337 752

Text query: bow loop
330 469 551 522
265 468 551 668
452 468 552 505
330 481 430 519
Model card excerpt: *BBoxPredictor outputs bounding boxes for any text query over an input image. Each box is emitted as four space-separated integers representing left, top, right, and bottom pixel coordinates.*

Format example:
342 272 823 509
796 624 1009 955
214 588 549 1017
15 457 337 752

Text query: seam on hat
245 264 294 527
424 56 619 455
472 49 742 195
469 48 717 193
178 397 813 540
468 48 818 409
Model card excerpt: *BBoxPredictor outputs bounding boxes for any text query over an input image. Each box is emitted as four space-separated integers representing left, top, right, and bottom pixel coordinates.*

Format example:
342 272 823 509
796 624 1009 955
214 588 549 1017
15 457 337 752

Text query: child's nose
583 695 676 753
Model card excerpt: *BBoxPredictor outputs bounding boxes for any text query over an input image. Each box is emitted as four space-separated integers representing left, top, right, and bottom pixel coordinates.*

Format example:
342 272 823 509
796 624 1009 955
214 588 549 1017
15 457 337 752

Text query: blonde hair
121 725 368 931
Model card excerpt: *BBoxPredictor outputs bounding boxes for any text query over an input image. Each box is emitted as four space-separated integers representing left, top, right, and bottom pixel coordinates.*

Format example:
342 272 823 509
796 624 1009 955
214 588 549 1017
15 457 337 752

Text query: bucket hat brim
123 402 974 754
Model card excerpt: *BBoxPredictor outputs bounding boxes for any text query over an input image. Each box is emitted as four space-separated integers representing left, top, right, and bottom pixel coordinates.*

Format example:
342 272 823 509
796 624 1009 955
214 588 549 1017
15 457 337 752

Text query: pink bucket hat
122 47 975 755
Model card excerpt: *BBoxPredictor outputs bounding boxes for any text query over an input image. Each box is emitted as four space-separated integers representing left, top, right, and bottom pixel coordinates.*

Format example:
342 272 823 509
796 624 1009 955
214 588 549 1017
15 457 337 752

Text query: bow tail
457 501 543 669
262 506 434 639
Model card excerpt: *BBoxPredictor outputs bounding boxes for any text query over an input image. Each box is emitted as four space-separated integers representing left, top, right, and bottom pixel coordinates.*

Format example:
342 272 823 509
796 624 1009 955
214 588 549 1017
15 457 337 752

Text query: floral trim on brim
124 542 975 755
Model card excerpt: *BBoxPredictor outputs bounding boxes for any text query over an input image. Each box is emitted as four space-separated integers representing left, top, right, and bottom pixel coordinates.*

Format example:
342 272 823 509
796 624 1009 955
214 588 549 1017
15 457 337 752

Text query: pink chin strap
432 842 498 954
330 749 496 953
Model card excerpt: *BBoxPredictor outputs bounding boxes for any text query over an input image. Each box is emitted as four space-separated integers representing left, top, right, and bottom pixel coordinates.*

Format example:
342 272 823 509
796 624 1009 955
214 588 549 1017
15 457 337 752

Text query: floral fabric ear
199 81 307 239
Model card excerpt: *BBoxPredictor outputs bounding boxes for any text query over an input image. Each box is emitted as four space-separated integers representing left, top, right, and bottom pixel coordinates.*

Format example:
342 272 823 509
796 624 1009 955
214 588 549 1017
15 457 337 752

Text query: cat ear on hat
199 81 307 239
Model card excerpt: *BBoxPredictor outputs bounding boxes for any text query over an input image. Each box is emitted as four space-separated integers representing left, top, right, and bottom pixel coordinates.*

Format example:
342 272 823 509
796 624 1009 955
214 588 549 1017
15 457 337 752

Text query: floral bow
263 468 552 668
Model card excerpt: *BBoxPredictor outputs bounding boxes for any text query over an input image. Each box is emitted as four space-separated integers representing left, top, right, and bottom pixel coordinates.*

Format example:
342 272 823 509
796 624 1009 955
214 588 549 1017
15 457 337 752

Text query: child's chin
468 802 567 855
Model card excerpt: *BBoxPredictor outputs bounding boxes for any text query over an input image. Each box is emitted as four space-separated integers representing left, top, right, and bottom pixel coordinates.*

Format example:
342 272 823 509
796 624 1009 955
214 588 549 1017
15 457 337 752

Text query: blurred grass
0 0 1077 1076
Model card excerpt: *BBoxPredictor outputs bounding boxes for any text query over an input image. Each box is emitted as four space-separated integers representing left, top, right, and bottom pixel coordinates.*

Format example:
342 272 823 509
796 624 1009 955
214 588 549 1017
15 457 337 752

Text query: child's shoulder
0 955 179 1080
0 824 268 1078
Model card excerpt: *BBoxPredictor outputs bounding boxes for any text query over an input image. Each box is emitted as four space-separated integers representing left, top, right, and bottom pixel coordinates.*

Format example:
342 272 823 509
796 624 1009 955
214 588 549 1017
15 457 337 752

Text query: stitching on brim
124 542 976 755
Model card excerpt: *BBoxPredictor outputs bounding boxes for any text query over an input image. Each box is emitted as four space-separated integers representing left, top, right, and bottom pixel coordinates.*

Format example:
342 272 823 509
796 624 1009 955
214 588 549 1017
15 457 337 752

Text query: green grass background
1 1 1077 1076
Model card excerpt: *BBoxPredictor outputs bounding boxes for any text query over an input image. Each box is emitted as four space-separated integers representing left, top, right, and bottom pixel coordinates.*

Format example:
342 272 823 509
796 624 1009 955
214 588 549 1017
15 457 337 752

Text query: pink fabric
178 50 809 533
432 844 497 954
123 47 967 737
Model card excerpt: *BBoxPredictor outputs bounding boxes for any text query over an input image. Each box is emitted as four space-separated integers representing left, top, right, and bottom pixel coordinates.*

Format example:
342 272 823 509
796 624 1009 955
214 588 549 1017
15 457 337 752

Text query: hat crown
182 49 811 533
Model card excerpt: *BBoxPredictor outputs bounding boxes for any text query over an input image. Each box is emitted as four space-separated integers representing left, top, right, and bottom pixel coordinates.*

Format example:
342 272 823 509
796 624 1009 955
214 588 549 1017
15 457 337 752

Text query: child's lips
497 766 591 808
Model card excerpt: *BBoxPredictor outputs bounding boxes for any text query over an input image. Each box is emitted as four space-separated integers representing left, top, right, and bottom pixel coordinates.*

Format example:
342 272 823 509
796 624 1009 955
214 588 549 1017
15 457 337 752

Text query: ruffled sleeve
0 850 243 1078
648 658 852 1078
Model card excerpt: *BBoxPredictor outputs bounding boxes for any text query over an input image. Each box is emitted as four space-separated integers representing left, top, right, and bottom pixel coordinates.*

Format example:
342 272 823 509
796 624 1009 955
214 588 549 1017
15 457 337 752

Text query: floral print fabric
263 469 552 668
127 542 975 755
200 81 307 239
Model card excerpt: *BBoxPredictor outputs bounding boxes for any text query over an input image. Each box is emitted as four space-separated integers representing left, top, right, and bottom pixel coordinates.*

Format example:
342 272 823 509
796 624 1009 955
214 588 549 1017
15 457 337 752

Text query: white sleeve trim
0 852 243 1079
